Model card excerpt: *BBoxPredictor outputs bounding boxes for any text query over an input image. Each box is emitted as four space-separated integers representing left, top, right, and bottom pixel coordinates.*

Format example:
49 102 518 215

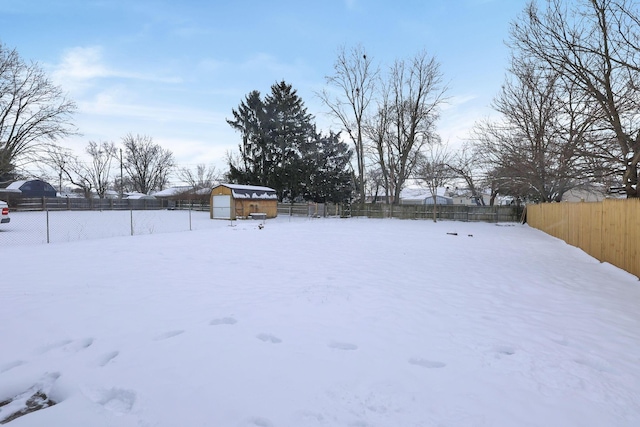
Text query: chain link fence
0 209 231 247
2 199 526 247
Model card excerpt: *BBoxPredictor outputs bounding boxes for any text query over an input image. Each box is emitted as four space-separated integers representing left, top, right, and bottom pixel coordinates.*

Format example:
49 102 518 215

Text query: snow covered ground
1 214 639 426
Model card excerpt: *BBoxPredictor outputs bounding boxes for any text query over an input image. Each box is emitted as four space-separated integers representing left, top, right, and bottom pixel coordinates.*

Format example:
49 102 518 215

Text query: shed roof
215 184 278 200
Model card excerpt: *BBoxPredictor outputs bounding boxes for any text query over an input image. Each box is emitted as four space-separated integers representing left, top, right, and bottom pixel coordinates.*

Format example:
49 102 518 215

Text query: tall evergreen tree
264 81 314 200
226 90 267 184
226 81 315 200
301 130 353 203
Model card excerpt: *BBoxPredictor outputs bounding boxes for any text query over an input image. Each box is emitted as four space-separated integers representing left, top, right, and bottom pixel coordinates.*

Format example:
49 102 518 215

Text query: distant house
5 179 57 198
152 186 210 201
561 185 608 202
0 187 21 204
400 187 453 205
450 192 492 206
152 186 191 199
123 192 156 200
104 190 119 199
210 184 278 220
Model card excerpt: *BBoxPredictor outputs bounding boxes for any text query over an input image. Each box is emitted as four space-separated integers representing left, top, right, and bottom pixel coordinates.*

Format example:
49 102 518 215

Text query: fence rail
7 197 215 212
276 202 524 222
7 197 524 223
350 203 523 222
10 197 165 211
526 199 640 279
277 202 344 217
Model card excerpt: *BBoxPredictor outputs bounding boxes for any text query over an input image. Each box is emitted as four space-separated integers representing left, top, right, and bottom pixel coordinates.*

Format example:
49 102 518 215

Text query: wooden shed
210 184 278 220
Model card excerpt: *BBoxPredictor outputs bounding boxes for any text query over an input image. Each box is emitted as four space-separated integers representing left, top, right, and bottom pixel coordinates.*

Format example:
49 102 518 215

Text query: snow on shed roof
216 184 278 200
222 184 275 192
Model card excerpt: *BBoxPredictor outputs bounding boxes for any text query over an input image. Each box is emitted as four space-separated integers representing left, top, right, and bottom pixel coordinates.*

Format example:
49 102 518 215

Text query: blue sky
1 0 526 180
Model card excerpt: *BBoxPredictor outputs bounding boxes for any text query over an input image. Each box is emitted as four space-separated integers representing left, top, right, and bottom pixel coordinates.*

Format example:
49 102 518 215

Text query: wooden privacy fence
526 199 640 279
351 204 523 222
277 202 344 217
277 202 524 222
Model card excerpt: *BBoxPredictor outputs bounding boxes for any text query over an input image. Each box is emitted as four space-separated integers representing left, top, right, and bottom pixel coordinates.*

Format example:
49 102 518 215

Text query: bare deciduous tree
319 45 377 203
178 164 220 191
45 141 116 198
364 167 386 203
510 0 640 197
475 60 597 202
381 50 448 204
0 42 76 179
447 142 485 205
415 141 454 222
84 141 117 198
122 134 174 194
364 82 393 203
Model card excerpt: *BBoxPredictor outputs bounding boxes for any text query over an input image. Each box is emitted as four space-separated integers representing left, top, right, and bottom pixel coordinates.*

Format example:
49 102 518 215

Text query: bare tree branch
510 0 640 197
121 134 174 194
318 45 378 203
0 42 77 177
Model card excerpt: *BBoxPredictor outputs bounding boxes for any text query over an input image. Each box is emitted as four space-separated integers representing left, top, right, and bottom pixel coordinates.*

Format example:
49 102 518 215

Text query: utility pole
59 162 63 194
120 148 124 198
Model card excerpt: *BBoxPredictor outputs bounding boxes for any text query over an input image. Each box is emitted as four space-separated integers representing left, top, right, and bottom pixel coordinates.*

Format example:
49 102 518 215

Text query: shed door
212 195 232 219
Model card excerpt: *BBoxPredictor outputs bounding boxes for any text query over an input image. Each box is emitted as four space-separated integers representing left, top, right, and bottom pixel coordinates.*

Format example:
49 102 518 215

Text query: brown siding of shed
211 186 233 197
234 199 278 218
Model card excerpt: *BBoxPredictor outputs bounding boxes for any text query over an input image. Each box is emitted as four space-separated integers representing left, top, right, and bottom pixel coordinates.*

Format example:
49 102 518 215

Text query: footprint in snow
328 341 358 351
97 351 120 367
35 338 94 354
35 339 73 354
65 337 94 352
153 330 184 341
495 345 516 357
573 356 616 374
249 417 274 427
408 358 446 368
256 333 282 344
210 317 238 326
84 387 137 415
0 360 25 373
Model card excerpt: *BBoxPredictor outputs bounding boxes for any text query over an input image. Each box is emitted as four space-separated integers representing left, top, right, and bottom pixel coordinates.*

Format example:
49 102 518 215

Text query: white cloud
437 93 497 150
157 135 233 171
78 95 218 125
441 93 478 111
51 46 110 93
52 46 181 95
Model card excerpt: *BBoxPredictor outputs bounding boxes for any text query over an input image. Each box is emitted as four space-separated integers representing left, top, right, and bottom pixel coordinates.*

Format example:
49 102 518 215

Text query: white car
0 200 10 225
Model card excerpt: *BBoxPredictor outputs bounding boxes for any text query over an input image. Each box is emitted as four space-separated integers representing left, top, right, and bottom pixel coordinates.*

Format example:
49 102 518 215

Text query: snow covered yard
1 216 639 426
0 209 222 246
